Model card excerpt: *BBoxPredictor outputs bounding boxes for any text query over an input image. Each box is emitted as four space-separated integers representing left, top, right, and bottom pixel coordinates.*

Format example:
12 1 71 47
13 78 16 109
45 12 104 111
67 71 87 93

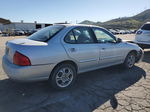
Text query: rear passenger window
64 27 95 44
73 27 95 44
64 31 76 44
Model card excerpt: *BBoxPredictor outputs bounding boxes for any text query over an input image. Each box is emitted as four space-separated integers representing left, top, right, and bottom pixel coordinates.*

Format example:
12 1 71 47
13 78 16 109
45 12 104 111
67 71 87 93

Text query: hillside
80 9 150 29
133 9 150 22
0 18 11 24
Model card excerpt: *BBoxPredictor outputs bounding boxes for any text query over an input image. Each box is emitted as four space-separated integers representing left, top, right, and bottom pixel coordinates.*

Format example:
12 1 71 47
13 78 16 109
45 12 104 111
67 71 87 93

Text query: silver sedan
2 24 143 89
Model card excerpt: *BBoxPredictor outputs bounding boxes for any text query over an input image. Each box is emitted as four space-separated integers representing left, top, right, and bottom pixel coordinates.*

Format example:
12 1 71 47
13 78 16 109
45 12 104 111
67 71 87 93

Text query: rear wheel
123 52 136 69
49 63 77 90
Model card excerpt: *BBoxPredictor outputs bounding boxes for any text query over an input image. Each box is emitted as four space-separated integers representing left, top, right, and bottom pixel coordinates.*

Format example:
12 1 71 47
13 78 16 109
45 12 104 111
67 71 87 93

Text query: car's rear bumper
2 56 55 82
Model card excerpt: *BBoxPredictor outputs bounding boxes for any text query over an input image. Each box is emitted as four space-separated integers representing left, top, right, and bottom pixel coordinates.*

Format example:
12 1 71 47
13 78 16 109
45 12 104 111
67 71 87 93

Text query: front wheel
49 63 77 90
123 52 136 69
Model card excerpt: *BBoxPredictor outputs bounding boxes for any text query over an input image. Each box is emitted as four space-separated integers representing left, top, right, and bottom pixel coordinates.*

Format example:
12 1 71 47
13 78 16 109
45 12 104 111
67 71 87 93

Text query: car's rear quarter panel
3 37 70 81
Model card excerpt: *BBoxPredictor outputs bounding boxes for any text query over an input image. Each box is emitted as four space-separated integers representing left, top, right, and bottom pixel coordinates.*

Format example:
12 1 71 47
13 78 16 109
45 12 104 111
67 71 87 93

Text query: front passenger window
93 28 116 43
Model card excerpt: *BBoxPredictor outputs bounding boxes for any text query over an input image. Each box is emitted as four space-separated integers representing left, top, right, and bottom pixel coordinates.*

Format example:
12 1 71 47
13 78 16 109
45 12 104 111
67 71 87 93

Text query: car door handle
102 48 106 50
70 48 76 52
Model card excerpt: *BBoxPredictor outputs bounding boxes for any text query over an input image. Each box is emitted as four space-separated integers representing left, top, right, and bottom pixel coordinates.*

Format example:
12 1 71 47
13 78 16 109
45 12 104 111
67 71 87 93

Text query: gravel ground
0 35 150 112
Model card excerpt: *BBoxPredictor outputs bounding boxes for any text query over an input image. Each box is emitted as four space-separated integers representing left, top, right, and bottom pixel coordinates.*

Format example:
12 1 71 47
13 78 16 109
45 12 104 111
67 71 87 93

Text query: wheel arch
126 50 138 62
129 50 137 55
50 60 78 78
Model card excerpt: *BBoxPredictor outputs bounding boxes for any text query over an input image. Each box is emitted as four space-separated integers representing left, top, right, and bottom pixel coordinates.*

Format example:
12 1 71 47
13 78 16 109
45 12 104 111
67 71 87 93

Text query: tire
49 63 77 90
123 52 136 69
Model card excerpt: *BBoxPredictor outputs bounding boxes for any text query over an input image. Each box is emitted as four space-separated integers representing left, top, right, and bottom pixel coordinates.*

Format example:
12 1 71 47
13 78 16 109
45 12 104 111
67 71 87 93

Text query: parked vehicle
1 33 9 37
22 30 29 35
125 30 131 34
26 29 39 36
130 29 136 34
134 22 150 49
2 24 143 89
119 30 126 34
10 29 25 36
16 30 25 36
108 29 117 35
115 29 121 34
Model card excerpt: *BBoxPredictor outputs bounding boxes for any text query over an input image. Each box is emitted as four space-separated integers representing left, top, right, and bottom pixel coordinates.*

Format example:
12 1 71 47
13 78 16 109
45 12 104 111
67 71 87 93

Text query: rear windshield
141 24 150 30
28 25 65 42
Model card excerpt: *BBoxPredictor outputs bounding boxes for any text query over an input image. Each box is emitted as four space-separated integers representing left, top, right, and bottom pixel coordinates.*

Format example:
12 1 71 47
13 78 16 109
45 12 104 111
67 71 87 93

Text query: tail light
13 51 31 66
136 30 142 35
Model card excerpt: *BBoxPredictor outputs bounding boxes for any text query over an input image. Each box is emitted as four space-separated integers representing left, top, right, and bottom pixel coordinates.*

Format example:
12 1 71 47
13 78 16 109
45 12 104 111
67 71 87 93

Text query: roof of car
53 23 101 28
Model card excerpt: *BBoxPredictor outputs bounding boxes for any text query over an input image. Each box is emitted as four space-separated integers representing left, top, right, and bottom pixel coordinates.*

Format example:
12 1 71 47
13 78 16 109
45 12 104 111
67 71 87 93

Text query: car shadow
0 66 146 112
142 50 150 63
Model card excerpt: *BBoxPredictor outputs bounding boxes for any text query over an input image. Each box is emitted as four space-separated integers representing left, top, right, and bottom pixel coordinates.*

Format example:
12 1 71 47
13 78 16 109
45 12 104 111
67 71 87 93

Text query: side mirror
117 38 122 43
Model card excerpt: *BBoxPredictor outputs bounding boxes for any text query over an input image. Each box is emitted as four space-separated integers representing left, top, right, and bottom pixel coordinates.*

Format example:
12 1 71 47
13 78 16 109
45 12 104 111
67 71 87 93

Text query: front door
92 27 124 66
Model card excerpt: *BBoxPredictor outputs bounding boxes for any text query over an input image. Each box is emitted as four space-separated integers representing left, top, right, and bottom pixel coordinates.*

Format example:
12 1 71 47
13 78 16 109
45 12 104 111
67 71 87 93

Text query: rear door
63 26 99 72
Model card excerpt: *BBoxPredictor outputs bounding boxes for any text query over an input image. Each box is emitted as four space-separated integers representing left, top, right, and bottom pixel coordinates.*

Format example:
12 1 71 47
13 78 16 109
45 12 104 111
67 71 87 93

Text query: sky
0 0 150 23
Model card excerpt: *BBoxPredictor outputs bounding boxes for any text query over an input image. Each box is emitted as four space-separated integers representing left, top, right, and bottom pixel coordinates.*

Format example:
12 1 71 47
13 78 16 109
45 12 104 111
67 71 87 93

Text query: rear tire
123 52 136 69
49 63 77 90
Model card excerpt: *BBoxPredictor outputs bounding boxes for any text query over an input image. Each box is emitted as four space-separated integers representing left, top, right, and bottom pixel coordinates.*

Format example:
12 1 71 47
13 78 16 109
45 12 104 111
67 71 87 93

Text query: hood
125 42 143 51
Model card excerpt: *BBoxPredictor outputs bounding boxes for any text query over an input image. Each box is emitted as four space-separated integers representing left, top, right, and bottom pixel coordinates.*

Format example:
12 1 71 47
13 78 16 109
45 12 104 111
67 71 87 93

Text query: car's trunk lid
8 38 48 46
5 38 48 63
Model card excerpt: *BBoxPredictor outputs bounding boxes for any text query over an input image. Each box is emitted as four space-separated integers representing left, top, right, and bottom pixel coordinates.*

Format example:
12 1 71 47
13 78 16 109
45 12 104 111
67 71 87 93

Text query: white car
134 22 150 49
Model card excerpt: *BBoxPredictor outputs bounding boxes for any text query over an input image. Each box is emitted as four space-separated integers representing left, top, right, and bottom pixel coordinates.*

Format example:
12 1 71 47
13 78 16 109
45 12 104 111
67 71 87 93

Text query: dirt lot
0 35 150 112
